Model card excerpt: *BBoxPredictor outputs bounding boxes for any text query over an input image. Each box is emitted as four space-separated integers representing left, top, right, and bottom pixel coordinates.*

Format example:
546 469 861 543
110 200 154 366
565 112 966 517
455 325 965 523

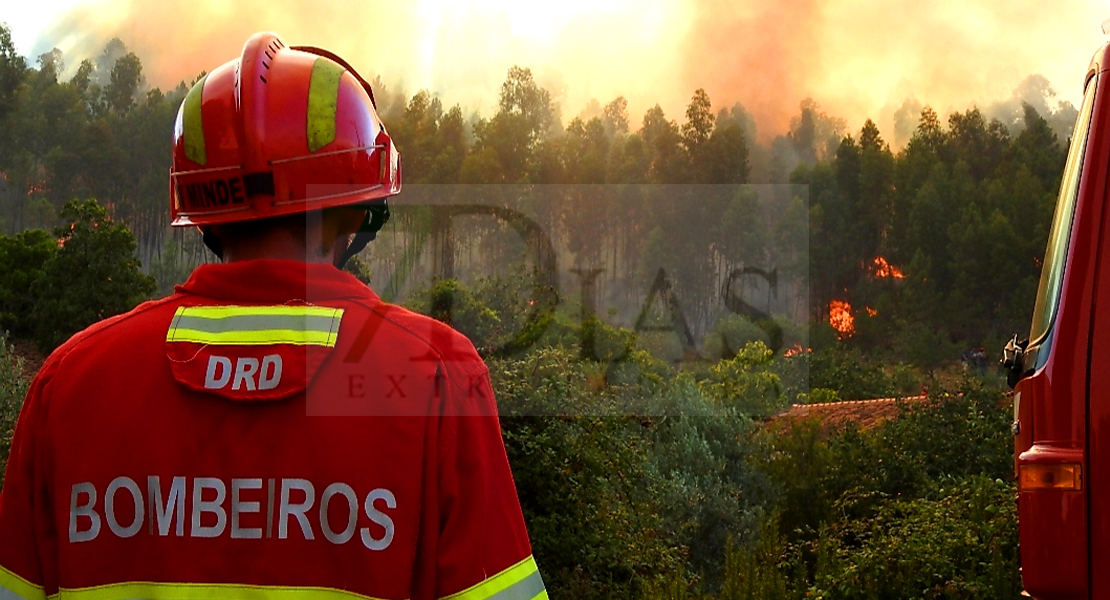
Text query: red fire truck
1004 34 1110 600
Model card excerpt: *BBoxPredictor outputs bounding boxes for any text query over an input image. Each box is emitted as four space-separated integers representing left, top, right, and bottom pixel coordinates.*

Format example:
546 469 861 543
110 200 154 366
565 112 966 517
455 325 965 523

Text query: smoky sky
30 0 1107 143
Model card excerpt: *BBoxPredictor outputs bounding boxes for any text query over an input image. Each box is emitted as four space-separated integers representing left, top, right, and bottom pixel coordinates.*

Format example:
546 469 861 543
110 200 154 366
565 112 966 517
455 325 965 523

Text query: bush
0 229 56 338
411 276 1019 598
492 347 688 597
489 345 776 597
0 335 28 489
408 272 557 357
31 199 156 351
780 381 1012 536
747 379 1016 596
411 278 501 351
813 476 1020 599
807 347 896 400
644 380 773 584
699 341 785 416
703 314 770 361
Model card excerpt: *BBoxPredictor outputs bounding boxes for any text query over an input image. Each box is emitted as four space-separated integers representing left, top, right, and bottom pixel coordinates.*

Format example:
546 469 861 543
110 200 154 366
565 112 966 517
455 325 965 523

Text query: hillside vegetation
0 22 1045 598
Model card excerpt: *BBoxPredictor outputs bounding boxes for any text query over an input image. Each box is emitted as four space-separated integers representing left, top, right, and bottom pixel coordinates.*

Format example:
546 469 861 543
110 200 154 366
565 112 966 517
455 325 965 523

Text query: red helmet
170 32 401 228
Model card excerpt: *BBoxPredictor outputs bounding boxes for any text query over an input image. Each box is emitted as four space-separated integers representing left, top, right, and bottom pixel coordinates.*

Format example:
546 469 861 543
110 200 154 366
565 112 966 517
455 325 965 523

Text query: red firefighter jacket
0 260 545 600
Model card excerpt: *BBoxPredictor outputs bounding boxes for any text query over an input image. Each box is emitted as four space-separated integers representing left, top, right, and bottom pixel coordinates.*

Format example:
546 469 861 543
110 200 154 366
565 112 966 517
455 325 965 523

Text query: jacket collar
176 260 380 305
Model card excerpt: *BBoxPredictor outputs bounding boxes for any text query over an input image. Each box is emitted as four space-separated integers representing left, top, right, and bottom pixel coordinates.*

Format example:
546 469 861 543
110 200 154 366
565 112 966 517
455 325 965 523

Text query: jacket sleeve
432 368 547 600
0 363 55 600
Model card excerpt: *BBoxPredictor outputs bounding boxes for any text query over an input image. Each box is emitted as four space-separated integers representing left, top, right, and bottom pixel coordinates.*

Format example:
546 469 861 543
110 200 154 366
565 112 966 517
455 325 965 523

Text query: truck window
1028 75 1098 358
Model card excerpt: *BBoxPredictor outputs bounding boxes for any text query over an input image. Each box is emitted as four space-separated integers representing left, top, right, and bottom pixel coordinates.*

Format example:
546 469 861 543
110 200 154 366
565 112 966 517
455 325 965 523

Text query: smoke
28 0 1107 143
31 0 688 125
982 74 1079 142
682 0 1104 142
892 97 924 150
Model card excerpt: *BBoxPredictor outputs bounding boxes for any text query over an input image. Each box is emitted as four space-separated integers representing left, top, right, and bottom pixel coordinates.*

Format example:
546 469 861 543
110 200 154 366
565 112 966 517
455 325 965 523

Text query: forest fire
783 344 812 358
871 256 905 279
829 300 855 339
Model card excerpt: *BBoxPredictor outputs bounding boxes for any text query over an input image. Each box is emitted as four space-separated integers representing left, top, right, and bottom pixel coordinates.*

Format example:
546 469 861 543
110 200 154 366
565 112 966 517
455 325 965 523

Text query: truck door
1013 60 1104 599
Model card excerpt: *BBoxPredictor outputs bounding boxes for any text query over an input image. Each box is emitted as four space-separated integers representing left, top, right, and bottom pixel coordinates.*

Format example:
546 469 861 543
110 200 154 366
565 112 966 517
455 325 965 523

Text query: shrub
807 347 895 400
700 341 785 416
0 335 28 489
492 347 687 597
750 379 1016 594
0 229 56 338
702 314 770 361
408 272 558 357
31 199 156 352
490 345 775 597
644 380 773 583
813 476 1020 599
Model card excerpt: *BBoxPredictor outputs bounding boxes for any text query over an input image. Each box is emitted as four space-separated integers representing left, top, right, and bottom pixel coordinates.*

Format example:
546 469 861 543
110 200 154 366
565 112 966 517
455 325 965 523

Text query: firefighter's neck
221 230 339 264
219 208 364 265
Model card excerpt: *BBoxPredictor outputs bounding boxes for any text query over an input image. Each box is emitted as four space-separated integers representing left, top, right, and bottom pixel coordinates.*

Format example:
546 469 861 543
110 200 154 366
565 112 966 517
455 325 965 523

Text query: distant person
0 33 545 600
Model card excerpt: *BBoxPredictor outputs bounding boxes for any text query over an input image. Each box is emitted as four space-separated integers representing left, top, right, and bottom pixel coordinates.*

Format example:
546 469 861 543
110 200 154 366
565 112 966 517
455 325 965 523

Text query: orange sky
10 0 1109 142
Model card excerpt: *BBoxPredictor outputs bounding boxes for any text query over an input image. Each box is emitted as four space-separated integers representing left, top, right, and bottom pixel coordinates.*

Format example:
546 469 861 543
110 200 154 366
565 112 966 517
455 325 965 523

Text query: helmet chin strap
337 201 390 268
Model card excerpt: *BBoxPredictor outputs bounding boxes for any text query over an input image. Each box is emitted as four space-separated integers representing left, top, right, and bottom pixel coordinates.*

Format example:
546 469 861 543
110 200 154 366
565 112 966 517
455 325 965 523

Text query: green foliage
342 254 374 286
31 199 156 351
581 315 636 364
0 25 1037 598
765 380 1012 538
700 341 784 416
645 390 774 582
702 314 770 361
407 270 558 358
813 476 1019 599
485 343 778 598
807 347 896 400
0 229 56 337
408 278 503 353
0 334 28 489
716 520 799 600
0 23 25 123
742 380 1017 598
493 347 688 597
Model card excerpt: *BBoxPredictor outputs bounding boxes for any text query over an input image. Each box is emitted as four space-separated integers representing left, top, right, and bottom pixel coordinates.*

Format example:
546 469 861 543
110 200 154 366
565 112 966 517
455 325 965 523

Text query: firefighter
0 33 546 600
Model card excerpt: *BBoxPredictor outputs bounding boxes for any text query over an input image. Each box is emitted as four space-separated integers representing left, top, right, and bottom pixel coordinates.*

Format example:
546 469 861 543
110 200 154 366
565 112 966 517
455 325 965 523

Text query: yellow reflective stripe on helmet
52 581 397 600
166 305 344 347
307 57 344 152
0 563 46 600
182 74 208 166
440 556 547 600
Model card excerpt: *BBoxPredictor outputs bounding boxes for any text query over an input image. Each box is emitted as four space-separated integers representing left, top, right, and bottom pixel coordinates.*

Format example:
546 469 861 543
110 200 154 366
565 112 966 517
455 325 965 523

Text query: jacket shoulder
39 293 185 374
372 302 483 359
355 301 489 388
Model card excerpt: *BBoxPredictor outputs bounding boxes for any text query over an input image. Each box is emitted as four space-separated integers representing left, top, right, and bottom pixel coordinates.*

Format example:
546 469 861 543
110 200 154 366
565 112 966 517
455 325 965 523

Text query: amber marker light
1019 463 1083 491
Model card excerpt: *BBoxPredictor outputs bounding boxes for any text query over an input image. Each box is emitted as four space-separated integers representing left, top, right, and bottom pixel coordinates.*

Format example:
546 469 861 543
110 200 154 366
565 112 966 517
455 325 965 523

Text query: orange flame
783 344 812 358
829 300 855 339
865 306 877 317
871 256 905 279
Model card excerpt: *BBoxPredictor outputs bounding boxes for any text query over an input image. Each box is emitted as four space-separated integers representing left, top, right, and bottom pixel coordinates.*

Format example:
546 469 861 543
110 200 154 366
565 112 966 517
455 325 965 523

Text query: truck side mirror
1001 334 1029 389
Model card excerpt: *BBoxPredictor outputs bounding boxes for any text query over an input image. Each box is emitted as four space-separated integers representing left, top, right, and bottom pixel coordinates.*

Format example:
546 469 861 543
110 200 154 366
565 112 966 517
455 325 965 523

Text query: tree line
0 21 1070 363
0 21 1041 597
